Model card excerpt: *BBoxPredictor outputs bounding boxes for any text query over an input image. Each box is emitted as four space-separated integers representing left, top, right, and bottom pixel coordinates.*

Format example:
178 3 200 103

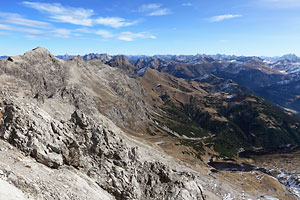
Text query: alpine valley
0 47 300 200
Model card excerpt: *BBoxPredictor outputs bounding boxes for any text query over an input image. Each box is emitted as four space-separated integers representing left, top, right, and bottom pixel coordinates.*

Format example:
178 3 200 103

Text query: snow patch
137 67 147 74
223 193 233 200
226 94 235 99
261 196 279 200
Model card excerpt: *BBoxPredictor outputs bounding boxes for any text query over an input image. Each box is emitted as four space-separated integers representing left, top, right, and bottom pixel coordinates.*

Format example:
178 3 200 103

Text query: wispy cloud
95 29 114 38
23 2 138 28
148 9 171 16
0 2 153 41
0 24 12 30
76 28 113 38
23 1 94 26
52 28 73 38
24 35 42 39
0 22 75 38
139 4 161 12
56 28 114 39
117 36 134 42
0 31 12 35
139 3 172 16
0 12 52 29
16 27 45 34
95 17 138 28
208 14 242 22
182 3 193 6
0 23 45 34
117 31 156 41
0 21 149 41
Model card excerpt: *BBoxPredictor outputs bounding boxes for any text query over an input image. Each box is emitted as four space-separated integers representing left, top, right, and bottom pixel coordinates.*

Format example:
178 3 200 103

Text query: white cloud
139 4 172 16
118 31 156 41
51 15 93 26
23 1 95 26
0 23 74 38
208 14 242 22
117 36 134 41
95 29 114 38
148 9 172 16
0 23 45 34
0 13 52 29
52 28 113 39
121 32 156 39
0 24 45 34
0 24 12 30
16 27 45 34
95 17 138 28
182 3 193 6
75 28 91 33
139 4 162 12
24 35 41 39
52 28 73 38
73 33 83 37
0 3 146 40
54 28 72 35
75 28 114 38
0 22 114 39
0 31 11 35
23 2 138 28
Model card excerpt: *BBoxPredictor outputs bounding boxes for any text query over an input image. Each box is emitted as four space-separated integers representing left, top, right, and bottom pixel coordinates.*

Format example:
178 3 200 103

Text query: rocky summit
0 47 299 200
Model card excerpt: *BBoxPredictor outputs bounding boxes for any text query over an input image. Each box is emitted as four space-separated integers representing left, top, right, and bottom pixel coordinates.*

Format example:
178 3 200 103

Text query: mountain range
66 52 300 116
0 47 299 199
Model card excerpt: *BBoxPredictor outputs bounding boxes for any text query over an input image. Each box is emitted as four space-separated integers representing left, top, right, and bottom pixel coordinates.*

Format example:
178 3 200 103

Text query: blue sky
0 0 300 56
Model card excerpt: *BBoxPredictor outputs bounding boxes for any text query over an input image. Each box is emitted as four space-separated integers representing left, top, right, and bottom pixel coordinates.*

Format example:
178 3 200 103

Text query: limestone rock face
0 98 205 200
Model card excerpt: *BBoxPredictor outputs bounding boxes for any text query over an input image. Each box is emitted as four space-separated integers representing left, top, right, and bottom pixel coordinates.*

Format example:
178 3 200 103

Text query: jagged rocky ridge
58 52 300 113
95 53 300 115
0 47 299 199
0 47 253 200
0 99 206 200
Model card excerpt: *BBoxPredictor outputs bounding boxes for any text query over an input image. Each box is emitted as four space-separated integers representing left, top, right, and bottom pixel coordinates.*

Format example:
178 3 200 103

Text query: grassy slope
139 69 300 157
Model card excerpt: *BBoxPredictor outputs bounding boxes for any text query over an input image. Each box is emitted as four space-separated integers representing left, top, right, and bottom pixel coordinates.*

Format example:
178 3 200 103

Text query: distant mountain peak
8 46 59 63
24 46 53 58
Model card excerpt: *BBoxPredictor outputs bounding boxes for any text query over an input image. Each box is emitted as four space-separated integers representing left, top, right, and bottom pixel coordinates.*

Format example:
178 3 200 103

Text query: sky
0 0 300 56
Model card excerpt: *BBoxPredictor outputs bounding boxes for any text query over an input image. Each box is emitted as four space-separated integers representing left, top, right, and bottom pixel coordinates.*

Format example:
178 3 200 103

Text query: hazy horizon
1 46 299 58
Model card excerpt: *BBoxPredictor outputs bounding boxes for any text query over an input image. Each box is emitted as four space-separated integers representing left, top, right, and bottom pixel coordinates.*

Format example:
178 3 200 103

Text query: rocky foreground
0 47 296 199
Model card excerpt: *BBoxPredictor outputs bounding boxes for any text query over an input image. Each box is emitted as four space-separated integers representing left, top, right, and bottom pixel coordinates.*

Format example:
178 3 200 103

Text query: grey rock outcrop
0 97 206 200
